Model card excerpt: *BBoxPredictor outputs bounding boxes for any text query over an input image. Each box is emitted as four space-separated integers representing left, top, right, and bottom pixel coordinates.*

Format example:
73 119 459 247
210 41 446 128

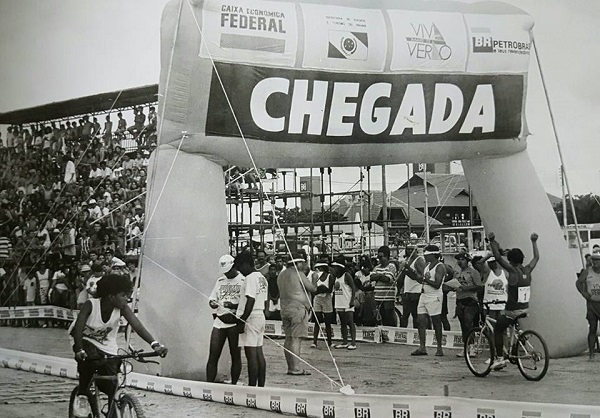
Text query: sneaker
491 358 507 370
310 343 317 348
334 343 349 349
73 395 91 418
347 344 357 350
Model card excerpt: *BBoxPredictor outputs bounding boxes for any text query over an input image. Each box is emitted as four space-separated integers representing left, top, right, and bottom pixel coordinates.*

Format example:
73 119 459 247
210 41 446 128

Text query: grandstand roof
0 84 159 125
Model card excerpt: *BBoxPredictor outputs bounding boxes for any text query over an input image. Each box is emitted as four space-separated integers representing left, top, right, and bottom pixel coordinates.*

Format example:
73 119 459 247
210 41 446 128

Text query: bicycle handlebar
87 350 166 362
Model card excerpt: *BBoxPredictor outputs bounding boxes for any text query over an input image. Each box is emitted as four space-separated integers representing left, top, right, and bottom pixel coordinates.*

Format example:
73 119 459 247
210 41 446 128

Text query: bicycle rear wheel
117 393 146 418
465 327 495 377
516 330 549 381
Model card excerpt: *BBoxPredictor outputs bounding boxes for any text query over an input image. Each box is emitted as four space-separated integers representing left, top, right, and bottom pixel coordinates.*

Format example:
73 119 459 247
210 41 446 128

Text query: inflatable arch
138 0 586 378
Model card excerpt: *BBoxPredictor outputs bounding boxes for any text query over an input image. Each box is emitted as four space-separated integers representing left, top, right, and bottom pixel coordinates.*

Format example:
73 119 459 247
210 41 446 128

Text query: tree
553 194 600 226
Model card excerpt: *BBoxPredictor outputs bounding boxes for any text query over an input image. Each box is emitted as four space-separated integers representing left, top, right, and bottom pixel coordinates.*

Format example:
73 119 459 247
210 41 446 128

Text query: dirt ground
0 324 598 417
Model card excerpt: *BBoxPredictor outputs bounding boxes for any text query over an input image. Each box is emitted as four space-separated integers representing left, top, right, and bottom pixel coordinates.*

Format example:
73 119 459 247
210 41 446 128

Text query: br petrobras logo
477 408 496 418
354 402 371 418
295 397 307 417
246 393 257 408
406 23 451 60
393 403 410 417
323 400 336 418
270 395 282 413
472 28 531 55
328 30 368 60
433 405 452 418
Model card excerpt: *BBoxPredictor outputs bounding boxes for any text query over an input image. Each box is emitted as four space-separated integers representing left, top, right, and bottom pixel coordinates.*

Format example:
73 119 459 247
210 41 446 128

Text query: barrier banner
2 347 600 418
0 305 74 321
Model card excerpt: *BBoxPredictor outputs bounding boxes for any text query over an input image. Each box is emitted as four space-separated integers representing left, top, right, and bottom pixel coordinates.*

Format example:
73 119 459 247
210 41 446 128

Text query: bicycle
68 349 165 418
464 301 549 381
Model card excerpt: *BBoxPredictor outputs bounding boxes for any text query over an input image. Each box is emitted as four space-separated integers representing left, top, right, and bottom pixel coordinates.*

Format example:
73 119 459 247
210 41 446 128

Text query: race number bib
518 286 530 304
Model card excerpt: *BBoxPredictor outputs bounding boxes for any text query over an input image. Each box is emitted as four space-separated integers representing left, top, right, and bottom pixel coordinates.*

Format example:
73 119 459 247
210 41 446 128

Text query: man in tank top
481 256 508 320
576 248 600 360
489 232 539 370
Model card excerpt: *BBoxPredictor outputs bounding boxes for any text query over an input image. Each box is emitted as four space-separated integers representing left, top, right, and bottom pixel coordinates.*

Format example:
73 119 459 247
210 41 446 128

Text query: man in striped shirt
0 227 12 260
370 246 398 326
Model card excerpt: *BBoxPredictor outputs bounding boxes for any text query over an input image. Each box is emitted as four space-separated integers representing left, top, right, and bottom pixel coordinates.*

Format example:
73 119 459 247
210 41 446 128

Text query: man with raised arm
277 253 316 376
488 232 539 370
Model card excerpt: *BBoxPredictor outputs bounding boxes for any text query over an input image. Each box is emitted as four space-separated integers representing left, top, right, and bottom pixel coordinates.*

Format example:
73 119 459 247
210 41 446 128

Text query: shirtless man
576 248 600 360
277 253 316 375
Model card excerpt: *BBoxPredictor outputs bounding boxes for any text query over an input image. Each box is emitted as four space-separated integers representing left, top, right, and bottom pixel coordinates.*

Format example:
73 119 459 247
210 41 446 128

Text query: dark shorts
586 300 600 322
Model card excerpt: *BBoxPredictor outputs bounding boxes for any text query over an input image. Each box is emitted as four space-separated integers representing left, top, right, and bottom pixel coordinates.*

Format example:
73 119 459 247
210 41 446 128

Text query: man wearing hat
310 258 335 348
277 253 316 375
453 252 483 357
206 254 244 384
411 245 446 356
481 255 508 321
576 248 600 360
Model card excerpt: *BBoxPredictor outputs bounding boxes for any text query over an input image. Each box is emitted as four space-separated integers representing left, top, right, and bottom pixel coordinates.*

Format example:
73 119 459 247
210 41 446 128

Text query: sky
0 0 599 198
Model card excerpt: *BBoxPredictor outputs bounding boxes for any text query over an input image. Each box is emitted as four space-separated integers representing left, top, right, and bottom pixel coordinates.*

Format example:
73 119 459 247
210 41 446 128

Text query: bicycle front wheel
117 393 146 418
516 330 549 381
465 327 495 377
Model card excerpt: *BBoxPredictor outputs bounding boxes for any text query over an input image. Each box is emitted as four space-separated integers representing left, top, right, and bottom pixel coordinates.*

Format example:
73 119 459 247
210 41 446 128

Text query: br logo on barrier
29 362 37 372
246 394 257 408
224 391 234 405
270 396 282 412
393 403 411 418
434 405 451 418
182 386 193 398
362 329 375 341
43 365 52 375
521 411 541 418
323 400 335 418
146 381 155 391
354 402 371 418
453 335 463 347
394 331 408 344
130 379 138 388
15 359 23 370
59 367 67 377
2 359 8 368
202 389 212 401
477 407 496 418
295 397 307 417
164 384 173 395
265 323 276 334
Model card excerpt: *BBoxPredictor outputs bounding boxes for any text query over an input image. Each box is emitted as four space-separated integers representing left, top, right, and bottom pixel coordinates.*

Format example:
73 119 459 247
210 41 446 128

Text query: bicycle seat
511 313 528 323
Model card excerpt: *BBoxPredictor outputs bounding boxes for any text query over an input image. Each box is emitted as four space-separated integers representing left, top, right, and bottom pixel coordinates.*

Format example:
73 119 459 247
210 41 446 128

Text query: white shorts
238 313 265 348
417 294 442 316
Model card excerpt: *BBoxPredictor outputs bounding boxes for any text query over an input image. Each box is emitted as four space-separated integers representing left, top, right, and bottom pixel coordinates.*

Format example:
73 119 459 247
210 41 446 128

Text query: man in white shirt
235 251 268 387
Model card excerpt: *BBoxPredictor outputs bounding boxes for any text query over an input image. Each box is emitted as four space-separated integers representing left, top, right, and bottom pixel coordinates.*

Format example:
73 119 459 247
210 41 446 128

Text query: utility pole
382 165 388 246
423 165 430 243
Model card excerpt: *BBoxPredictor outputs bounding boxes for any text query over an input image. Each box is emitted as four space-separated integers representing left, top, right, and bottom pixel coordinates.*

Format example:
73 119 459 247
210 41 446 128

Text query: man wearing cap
76 264 93 309
206 254 244 384
310 258 335 348
453 252 483 356
411 245 446 356
398 246 426 328
277 253 316 375
576 248 600 360
481 255 508 320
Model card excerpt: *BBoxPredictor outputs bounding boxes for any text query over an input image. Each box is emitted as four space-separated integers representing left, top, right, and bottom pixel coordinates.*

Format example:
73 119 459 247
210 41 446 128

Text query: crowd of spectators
0 106 157 322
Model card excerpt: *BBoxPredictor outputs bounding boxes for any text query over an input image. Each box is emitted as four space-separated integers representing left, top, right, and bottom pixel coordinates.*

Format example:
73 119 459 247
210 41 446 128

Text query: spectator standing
332 256 357 350
576 248 600 360
277 254 316 376
399 246 426 328
235 252 269 387
453 252 483 356
310 260 334 348
370 245 398 327
206 254 244 384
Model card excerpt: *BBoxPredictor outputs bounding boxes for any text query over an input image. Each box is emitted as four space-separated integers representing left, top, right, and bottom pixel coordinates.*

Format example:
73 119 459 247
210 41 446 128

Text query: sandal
287 369 311 376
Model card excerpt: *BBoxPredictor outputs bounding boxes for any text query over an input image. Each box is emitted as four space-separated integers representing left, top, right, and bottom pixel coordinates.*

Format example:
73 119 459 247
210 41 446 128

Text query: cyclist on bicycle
69 274 168 415
488 232 539 370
